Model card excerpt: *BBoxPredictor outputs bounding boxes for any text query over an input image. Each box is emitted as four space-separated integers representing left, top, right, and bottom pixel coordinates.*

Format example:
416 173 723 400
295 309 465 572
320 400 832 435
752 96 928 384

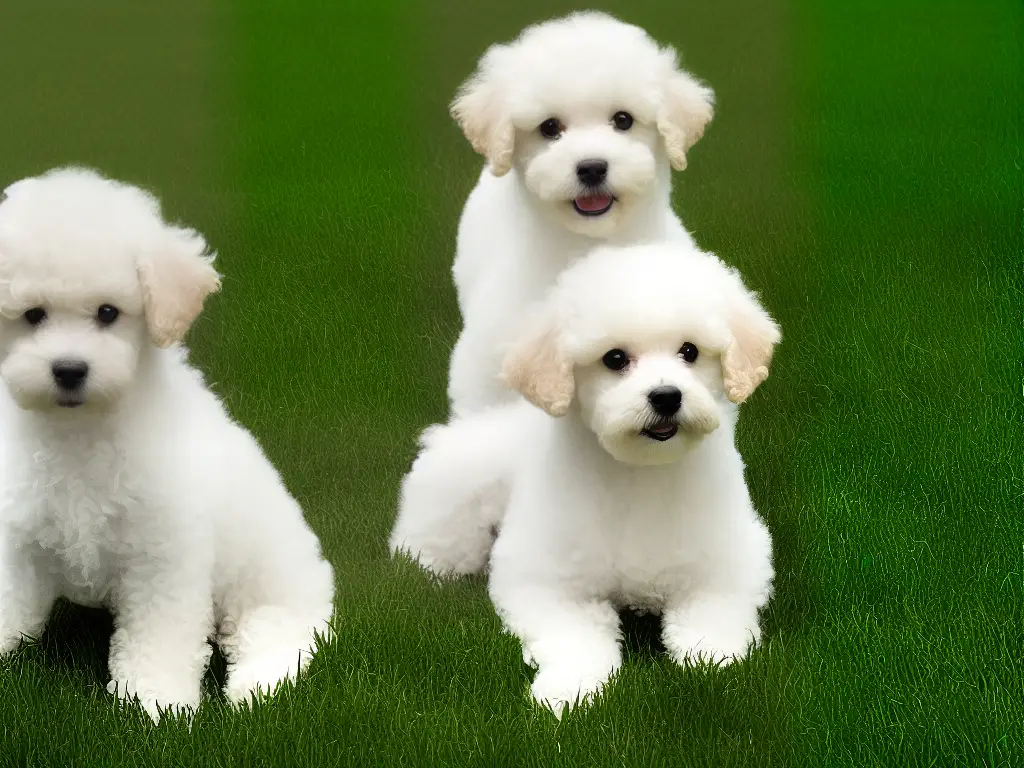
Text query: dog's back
390 401 541 577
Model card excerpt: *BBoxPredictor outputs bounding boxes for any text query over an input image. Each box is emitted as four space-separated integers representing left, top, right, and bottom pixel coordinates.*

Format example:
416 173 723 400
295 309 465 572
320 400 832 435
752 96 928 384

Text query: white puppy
0 168 335 720
447 11 715 416
391 242 780 712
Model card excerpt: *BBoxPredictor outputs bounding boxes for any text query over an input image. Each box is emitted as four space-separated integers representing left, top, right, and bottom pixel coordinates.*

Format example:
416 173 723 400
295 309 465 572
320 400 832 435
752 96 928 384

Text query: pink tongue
575 194 612 212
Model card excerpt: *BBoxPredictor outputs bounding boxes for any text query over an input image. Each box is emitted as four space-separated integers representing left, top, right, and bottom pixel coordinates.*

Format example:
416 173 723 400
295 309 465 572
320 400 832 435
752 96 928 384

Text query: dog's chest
12 434 141 602
604 481 697 614
611 539 693 615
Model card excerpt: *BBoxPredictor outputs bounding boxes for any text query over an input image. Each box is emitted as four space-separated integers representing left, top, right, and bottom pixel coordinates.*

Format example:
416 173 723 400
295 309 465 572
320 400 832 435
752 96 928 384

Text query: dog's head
0 167 220 413
501 243 780 466
450 11 714 239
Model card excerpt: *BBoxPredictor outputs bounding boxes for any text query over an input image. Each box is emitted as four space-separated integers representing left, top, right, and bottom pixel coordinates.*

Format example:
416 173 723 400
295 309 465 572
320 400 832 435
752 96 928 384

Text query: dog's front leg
0 536 58 654
106 552 214 722
492 585 622 715
661 591 764 668
662 515 774 668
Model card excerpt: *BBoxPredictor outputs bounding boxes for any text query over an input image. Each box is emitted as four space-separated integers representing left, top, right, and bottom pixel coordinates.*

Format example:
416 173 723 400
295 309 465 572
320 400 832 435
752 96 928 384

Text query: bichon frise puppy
446 11 715 416
391 242 780 713
0 168 335 720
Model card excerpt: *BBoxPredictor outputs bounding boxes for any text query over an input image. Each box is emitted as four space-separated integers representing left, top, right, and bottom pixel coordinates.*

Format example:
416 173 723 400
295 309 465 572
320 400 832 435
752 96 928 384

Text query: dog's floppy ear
656 49 715 172
500 305 574 417
450 46 515 177
137 224 221 348
720 269 781 404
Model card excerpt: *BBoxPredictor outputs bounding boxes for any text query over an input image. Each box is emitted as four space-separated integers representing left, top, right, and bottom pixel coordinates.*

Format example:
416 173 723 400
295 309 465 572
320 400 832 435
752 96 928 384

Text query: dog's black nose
52 360 89 390
648 386 682 416
576 159 608 187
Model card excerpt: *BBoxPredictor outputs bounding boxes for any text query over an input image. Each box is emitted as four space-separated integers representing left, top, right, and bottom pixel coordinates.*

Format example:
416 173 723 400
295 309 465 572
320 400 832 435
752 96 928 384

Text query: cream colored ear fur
720 270 781 404
137 226 221 348
450 47 515 177
500 310 574 417
656 50 715 171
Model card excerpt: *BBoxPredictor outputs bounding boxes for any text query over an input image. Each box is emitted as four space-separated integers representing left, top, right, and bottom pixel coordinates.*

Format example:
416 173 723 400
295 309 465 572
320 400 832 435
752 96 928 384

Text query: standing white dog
0 168 335 720
392 242 780 712
447 11 716 416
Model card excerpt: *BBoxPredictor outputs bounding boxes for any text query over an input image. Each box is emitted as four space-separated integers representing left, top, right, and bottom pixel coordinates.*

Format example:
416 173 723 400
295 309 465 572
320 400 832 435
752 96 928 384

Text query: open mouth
572 194 615 217
641 420 678 442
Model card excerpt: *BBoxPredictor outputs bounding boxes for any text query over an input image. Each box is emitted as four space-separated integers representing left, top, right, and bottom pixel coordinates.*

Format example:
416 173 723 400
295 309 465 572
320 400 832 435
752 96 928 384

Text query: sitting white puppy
0 168 335 720
391 242 780 712
447 11 716 416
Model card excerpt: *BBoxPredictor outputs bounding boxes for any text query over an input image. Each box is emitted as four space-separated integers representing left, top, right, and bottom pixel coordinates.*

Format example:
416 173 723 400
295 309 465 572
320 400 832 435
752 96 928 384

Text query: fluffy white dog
447 11 716 416
391 242 781 712
0 168 335 720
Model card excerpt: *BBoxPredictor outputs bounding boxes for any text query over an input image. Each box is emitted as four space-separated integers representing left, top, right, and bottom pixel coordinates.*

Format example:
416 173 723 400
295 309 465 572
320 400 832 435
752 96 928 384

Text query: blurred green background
0 0 1021 765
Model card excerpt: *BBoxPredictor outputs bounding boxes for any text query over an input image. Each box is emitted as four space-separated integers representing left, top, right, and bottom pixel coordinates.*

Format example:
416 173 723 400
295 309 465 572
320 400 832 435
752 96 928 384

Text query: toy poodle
0 168 335 720
446 11 716 415
392 241 780 713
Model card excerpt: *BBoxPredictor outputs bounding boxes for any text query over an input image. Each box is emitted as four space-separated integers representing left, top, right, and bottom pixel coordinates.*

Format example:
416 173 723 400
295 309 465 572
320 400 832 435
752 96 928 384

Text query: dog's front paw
106 677 199 723
530 665 612 717
0 616 47 657
224 651 310 705
0 629 26 657
394 539 491 580
663 618 760 668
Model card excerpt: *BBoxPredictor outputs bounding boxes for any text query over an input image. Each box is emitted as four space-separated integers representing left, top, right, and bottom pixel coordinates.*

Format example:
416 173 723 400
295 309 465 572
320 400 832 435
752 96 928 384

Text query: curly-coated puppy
392 242 780 713
0 168 335 720
447 11 715 416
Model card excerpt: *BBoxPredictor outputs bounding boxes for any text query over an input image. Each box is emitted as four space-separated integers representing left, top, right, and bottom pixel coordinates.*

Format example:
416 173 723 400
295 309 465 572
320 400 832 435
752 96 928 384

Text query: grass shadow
619 609 667 662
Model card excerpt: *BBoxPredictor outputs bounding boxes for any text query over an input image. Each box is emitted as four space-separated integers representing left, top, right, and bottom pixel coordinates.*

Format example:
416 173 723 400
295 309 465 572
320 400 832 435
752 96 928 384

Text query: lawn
0 0 1021 765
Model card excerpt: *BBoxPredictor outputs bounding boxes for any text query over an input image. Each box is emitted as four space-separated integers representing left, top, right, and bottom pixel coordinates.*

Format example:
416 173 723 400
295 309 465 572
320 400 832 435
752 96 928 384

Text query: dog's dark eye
23 307 46 326
679 342 699 363
612 111 634 131
97 305 120 326
539 118 563 139
602 348 629 371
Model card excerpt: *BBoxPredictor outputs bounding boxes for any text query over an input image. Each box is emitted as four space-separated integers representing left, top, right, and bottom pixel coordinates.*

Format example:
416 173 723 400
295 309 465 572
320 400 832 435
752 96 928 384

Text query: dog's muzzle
573 159 615 216
642 386 681 441
52 359 88 407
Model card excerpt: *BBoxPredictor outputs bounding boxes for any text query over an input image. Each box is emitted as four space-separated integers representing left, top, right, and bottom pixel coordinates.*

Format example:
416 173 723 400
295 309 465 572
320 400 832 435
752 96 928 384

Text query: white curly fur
0 168 335 721
447 11 715 417
392 242 780 714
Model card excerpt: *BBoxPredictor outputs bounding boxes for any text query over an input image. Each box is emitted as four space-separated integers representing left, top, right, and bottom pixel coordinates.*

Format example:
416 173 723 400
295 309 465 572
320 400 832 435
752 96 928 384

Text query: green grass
0 0 1022 765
